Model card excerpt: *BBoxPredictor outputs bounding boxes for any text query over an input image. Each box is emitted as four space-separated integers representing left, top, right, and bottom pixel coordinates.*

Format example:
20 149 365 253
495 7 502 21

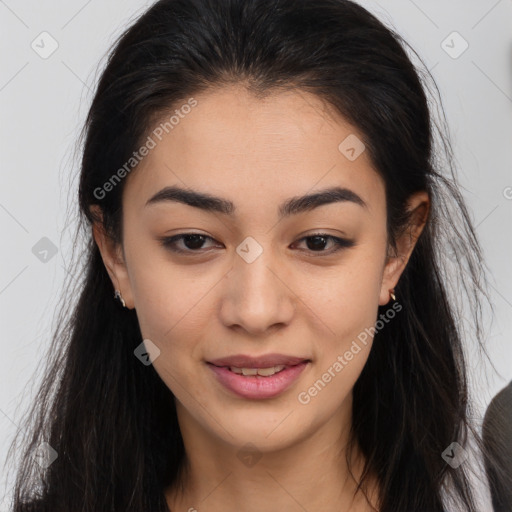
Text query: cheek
297 250 384 402
295 271 379 413
125 240 213 338
300 252 384 334
131 282 212 383
131 269 206 395
125 251 221 392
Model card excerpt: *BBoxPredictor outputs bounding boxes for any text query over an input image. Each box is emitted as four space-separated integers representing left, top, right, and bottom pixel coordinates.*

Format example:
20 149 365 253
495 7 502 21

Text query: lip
206 354 311 400
207 353 309 368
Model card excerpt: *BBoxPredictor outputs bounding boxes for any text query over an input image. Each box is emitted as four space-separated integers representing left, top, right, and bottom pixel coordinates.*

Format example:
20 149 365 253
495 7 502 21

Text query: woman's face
97 85 425 452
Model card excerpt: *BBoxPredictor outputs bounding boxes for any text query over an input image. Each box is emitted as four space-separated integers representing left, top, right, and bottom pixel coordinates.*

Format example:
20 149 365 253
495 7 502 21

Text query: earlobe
378 253 406 306
90 206 135 309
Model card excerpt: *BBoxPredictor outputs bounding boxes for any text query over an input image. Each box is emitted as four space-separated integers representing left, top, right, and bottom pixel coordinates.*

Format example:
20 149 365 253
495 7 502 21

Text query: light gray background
1 0 511 507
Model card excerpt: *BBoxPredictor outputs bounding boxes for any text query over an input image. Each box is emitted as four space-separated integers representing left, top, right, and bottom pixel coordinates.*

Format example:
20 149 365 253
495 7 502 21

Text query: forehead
123 85 385 216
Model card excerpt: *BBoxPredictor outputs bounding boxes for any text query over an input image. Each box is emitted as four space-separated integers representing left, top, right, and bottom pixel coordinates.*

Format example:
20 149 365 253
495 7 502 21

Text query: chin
211 405 313 449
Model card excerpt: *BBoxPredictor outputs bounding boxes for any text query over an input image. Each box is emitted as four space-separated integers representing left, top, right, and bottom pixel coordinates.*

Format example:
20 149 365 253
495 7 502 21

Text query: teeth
230 365 286 376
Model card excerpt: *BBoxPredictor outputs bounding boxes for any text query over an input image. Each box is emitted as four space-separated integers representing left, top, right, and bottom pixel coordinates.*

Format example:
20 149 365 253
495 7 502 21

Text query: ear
90 205 135 309
378 191 430 306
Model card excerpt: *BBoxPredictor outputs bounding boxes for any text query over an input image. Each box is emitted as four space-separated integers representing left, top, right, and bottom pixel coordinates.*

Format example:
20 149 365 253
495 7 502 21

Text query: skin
93 84 429 512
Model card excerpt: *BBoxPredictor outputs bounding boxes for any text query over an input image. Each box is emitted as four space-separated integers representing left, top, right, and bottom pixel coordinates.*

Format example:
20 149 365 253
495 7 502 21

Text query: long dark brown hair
7 0 501 510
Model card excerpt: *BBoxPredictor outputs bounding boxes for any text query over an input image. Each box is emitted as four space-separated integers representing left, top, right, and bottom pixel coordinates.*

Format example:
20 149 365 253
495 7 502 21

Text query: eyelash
158 232 355 256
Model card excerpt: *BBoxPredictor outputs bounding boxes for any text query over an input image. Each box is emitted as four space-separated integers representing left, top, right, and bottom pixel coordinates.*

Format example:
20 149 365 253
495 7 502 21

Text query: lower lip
207 362 309 400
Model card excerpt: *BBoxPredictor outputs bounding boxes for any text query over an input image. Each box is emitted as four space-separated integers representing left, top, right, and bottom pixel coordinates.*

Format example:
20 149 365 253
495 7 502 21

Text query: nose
219 244 295 336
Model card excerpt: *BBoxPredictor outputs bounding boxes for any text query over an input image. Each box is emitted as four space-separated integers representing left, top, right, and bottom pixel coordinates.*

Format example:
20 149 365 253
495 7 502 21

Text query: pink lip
206 354 310 400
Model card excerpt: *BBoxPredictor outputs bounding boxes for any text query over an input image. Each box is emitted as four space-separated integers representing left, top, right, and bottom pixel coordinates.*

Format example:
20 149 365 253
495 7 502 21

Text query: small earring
114 290 126 308
390 289 396 301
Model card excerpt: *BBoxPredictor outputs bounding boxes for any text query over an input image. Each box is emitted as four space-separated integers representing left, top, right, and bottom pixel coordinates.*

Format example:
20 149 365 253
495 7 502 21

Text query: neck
165 397 380 512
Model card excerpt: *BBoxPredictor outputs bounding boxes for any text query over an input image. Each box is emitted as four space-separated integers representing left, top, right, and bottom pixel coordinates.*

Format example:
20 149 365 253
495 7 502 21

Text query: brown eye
293 233 355 254
159 233 220 253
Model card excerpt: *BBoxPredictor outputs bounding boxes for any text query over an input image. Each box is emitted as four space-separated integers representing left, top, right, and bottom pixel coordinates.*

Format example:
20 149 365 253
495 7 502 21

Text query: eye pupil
306 236 328 251
183 234 205 249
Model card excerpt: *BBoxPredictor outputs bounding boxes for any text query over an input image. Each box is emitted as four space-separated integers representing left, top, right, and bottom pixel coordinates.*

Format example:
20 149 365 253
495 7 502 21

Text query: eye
159 233 219 253
292 233 355 255
158 232 355 255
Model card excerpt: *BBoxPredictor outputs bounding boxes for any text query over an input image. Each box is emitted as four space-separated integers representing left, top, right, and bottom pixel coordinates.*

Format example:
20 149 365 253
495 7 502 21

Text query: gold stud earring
114 290 126 308
390 289 396 301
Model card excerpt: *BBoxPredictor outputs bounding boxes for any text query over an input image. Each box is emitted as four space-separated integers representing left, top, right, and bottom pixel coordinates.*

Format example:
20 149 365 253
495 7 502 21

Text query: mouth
220 364 290 377
207 353 310 369
206 354 311 400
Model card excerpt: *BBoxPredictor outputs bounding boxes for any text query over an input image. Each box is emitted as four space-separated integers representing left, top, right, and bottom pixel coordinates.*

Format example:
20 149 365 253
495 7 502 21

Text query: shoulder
484 380 512 418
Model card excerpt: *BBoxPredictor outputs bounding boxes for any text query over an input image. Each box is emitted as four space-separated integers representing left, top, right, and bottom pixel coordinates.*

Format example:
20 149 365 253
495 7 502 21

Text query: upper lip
207 353 310 368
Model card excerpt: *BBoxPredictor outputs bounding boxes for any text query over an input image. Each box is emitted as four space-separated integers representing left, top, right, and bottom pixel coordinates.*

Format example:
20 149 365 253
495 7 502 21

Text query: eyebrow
145 184 367 218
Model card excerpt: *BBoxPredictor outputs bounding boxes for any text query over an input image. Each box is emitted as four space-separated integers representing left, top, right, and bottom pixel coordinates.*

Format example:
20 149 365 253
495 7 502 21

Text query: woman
8 0 502 510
